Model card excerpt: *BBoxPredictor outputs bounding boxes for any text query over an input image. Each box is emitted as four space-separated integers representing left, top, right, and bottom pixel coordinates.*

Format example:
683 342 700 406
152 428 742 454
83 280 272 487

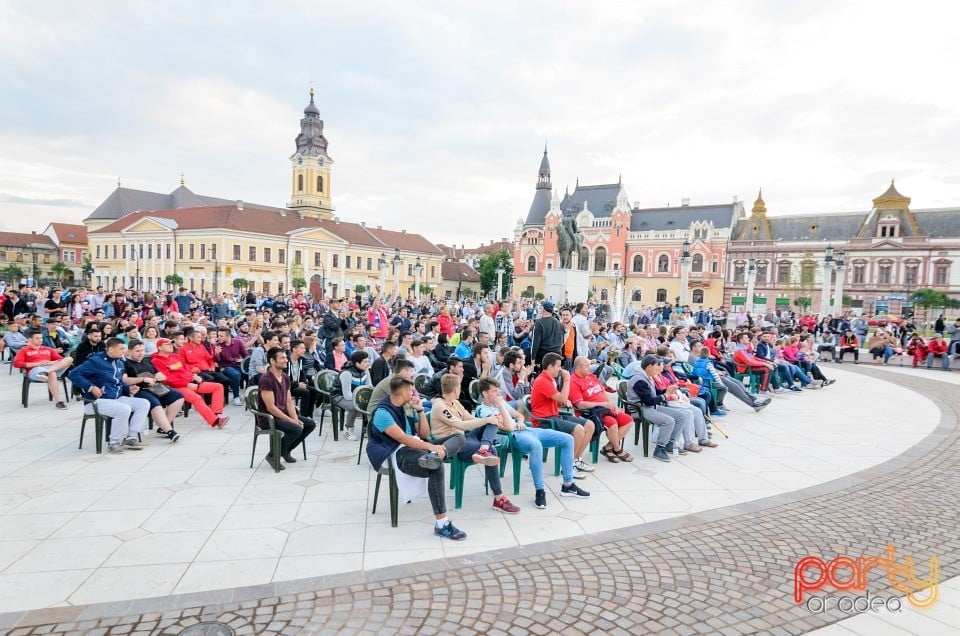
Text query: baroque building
512 148 741 307
85 92 444 298
724 182 960 316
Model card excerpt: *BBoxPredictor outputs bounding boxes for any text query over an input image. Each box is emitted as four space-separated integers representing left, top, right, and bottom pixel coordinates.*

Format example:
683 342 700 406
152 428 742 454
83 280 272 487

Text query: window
297 174 304 192
733 264 745 284
345 255 352 269
631 289 642 302
692 289 704 304
905 265 918 286
407 264 413 277
210 244 216 259
935 265 949 285
314 252 322 267
122 245 127 259
777 263 790 284
264 248 272 263
263 281 270 294
878 264 891 284
755 263 768 284
691 253 704 272
632 255 644 272
113 245 117 259
332 254 339 268
295 251 302 265
233 245 241 260
96 245 101 258
656 288 667 303
853 265 865 284
430 265 436 278
279 249 285 264
249 246 257 261
166 244 171 259
148 244 153 259
657 254 670 273
200 244 205 259
800 262 816 285
43 254 50 264
712 261 718 273
189 244 195 259
179 244 184 259
594 247 607 272
367 257 372 270
317 175 323 192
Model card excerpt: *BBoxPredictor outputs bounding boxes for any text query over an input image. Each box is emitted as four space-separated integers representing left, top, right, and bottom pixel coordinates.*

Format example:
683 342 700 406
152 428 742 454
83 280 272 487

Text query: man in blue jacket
68 337 151 454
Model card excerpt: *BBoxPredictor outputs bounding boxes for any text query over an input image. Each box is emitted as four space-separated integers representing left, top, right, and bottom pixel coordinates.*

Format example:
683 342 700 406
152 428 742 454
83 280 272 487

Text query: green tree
520 288 535 299
232 277 249 291
354 284 367 294
291 276 306 291
476 249 513 297
2 264 24 283
534 292 545 301
81 253 93 283
912 288 960 326
164 274 184 287
50 261 69 284
461 287 475 299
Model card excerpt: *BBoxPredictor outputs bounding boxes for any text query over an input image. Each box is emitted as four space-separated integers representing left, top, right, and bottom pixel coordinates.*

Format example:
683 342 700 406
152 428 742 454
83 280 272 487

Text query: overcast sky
1 1 957 246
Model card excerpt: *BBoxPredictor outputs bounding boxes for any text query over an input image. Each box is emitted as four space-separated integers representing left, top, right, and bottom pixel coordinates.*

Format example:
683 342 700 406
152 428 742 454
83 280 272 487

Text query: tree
534 292 545 301
461 287 475 299
912 288 960 326
50 261 69 284
164 274 184 287
81 253 93 284
354 284 367 294
476 249 513 297
520 288 534 299
793 297 812 310
2 264 24 283
232 277 249 291
291 276 306 291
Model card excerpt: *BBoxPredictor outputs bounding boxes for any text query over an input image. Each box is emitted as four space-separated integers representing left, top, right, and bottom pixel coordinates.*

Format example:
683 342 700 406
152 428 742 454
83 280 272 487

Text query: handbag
137 372 170 397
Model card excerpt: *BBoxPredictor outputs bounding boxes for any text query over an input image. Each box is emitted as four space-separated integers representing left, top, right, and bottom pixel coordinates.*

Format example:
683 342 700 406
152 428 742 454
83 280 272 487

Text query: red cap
156 338 172 347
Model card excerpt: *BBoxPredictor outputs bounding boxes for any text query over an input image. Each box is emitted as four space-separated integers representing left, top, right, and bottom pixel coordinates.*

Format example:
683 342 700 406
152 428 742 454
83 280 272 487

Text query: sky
1 0 958 247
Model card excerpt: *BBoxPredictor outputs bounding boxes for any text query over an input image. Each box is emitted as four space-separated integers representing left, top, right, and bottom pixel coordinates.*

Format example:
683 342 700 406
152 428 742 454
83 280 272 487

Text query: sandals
600 445 620 463
615 447 634 462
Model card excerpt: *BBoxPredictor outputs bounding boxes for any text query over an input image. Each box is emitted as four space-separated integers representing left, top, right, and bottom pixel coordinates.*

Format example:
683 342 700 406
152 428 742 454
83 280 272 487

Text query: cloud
0 193 87 207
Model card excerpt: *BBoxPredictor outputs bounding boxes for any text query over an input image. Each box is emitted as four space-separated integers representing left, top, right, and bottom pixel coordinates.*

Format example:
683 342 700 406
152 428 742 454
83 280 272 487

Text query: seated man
213 326 247 406
257 347 317 470
152 338 228 428
568 355 633 463
56 314 81 347
732 332 773 393
650 357 715 452
3 319 28 355
625 355 681 462
430 375 520 514
13 329 72 409
693 347 772 412
476 376 589 509
836 329 860 364
180 327 232 402
68 337 150 453
497 349 532 406
122 339 184 442
367 359 417 419
406 338 435 376
926 333 951 371
816 330 838 361
71 323 105 369
287 338 320 418
41 317 71 356
366 374 468 540
529 353 595 478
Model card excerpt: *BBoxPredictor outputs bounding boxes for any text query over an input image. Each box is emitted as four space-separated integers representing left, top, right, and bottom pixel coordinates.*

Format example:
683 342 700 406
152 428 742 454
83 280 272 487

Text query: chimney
681 198 690 207
279 209 286 216
401 229 406 234
297 211 305 219
236 200 244 211
633 201 639 209
733 194 739 203
360 221 366 227
377 225 382 229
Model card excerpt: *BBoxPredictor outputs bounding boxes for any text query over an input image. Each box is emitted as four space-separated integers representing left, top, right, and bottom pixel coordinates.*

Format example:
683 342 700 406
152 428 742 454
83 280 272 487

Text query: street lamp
746 257 757 315
414 256 423 302
832 249 846 315
205 259 219 295
679 238 692 307
819 243 834 316
392 247 401 296
130 243 140 290
378 251 388 291
495 265 505 301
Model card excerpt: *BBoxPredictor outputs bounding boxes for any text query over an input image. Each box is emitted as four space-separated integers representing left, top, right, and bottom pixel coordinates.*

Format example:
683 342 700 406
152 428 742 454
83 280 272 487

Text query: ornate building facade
85 92 444 298
513 149 741 307
724 182 960 316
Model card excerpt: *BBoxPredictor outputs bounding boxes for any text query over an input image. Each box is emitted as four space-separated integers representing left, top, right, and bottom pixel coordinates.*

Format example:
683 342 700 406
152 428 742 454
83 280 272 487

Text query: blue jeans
512 427 574 488
221 366 242 398
783 363 812 386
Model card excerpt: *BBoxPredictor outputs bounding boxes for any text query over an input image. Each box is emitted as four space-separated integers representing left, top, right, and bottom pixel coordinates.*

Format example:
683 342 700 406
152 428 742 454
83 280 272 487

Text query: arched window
692 289 704 304
578 247 589 271
526 255 537 272
632 254 644 272
656 288 667 303
657 254 670 273
594 247 607 272
317 175 323 193
297 174 304 192
631 289 642 302
691 253 704 272
600 288 609 301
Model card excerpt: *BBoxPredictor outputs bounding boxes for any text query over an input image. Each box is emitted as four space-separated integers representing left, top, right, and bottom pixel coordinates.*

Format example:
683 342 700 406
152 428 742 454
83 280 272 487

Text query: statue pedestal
544 269 591 305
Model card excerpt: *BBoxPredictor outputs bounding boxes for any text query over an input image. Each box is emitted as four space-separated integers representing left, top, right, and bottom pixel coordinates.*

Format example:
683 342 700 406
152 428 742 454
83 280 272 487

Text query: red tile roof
47 223 88 244
441 261 480 282
0 232 57 249
437 239 512 260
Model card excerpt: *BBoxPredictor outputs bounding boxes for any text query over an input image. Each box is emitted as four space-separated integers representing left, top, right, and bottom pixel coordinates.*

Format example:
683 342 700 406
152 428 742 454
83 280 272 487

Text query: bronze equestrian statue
556 213 584 269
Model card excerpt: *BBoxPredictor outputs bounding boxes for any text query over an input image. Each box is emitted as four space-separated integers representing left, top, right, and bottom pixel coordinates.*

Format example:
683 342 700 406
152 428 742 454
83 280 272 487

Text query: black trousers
273 415 317 456
291 384 321 417
394 435 465 515
200 370 231 401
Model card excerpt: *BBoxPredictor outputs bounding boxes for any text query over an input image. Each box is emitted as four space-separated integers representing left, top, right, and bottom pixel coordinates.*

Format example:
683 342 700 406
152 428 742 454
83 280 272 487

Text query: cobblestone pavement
3 367 957 636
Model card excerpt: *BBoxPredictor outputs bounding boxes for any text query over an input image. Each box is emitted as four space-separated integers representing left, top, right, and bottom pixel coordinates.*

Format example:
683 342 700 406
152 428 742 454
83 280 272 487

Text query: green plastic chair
314 370 344 440
617 381 653 457
245 388 284 472
353 386 373 465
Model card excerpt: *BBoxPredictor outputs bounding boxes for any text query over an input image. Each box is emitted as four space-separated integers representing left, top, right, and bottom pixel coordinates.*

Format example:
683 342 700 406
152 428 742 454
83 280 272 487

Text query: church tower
288 89 334 219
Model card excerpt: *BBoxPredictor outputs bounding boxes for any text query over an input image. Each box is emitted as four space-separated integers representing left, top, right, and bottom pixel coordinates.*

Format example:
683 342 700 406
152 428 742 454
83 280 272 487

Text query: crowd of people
0 281 956 541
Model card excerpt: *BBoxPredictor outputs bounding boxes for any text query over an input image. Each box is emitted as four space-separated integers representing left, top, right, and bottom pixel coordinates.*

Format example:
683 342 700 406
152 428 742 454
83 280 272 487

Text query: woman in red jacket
437 305 455 337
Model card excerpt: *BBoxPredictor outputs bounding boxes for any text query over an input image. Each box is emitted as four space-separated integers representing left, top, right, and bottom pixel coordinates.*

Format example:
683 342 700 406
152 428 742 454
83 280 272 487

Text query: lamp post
832 249 846 316
746 257 757 315
819 243 834 316
679 238 691 307
378 252 388 291
495 265 505 301
392 247 401 297
414 256 423 302
130 243 140 290
205 260 219 295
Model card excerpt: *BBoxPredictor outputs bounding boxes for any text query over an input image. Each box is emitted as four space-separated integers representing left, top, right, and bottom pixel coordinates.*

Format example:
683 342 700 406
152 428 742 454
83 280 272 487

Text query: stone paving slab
1 365 957 634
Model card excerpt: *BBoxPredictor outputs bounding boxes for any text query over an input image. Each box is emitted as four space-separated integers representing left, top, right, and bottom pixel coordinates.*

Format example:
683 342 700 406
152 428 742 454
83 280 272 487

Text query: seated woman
336 350 372 441
430 374 520 514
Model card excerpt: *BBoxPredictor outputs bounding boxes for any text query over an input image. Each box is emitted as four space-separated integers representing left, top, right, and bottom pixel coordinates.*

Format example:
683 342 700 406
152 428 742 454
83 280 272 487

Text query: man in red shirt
13 330 72 409
152 338 228 428
179 327 231 401
568 356 633 463
732 333 773 393
530 352 595 477
926 333 951 371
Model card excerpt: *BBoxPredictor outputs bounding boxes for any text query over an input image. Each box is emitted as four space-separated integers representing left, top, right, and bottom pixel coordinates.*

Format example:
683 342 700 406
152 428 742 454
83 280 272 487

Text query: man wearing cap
151 337 228 428
625 355 681 462
926 333 951 371
71 323 105 369
530 301 563 370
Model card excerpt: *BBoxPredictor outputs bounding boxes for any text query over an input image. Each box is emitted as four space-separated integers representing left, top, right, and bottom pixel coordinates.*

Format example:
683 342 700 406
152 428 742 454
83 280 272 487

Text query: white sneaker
574 458 596 473
572 467 588 480
344 428 359 442
232 397 242 406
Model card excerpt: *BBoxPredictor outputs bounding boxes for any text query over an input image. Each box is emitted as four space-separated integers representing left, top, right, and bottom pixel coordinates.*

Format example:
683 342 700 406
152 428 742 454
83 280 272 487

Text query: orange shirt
562 326 576 359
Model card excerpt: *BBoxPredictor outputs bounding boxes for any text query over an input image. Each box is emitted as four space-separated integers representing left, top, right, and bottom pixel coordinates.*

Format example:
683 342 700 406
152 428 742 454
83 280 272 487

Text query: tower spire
536 145 551 190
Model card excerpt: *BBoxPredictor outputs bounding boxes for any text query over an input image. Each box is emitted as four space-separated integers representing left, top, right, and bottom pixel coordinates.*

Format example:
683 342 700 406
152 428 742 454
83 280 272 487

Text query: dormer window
877 215 899 238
